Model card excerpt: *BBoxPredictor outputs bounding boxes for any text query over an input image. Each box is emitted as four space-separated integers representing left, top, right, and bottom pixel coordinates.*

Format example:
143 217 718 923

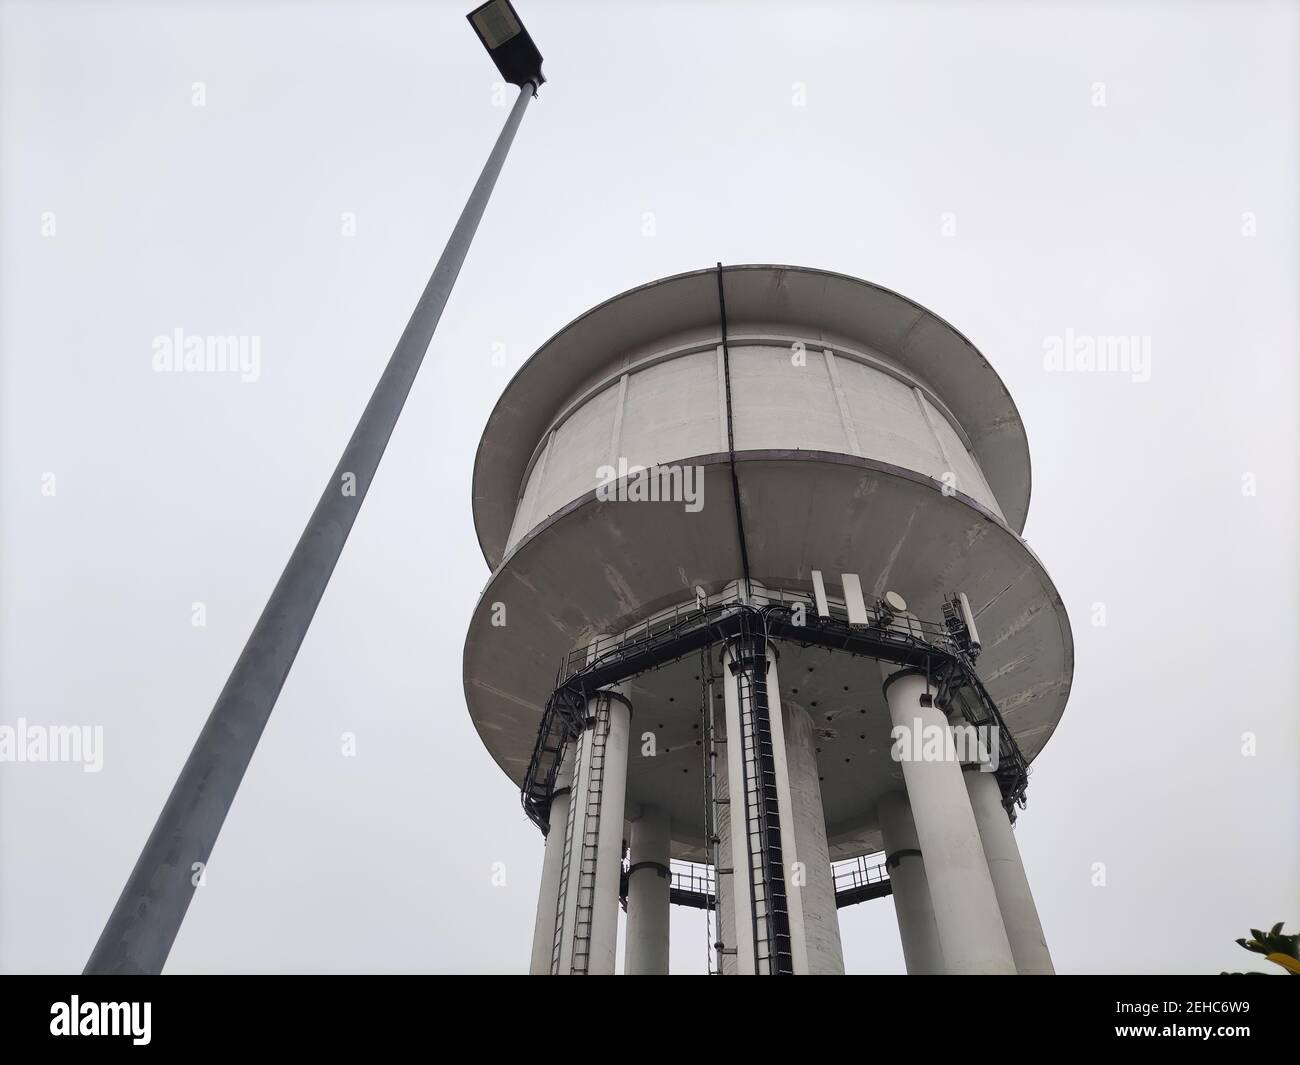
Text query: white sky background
1 0 1297 974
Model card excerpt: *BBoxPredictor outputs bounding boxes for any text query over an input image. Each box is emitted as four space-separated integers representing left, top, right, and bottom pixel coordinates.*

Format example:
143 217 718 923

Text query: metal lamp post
85 0 546 974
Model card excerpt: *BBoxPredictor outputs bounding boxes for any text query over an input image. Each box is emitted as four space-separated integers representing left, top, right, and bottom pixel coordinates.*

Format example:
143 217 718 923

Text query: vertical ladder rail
701 644 728 974
736 658 770 971
549 721 583 975
747 623 793 973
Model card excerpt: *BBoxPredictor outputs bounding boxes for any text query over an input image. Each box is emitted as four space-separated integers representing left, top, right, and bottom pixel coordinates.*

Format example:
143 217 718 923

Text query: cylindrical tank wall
505 340 1002 550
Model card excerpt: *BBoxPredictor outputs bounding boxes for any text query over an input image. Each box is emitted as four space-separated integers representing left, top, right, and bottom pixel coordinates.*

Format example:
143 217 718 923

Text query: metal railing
522 583 1030 833
655 856 893 911
560 584 956 680
749 585 953 645
669 860 715 909
832 854 892 906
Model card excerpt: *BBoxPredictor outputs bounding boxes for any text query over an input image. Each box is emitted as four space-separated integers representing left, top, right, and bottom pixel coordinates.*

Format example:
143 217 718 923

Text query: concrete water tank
464 264 1073 975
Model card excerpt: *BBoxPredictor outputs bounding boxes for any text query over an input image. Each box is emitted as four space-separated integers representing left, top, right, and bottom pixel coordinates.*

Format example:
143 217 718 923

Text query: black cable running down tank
716 262 753 599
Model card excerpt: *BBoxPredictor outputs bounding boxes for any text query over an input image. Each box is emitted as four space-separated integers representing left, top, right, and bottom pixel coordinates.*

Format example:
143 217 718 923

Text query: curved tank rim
471 264 1034 570
463 450 1072 808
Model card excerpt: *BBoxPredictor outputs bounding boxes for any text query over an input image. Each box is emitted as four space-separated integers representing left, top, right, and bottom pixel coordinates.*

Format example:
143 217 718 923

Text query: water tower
464 264 1072 975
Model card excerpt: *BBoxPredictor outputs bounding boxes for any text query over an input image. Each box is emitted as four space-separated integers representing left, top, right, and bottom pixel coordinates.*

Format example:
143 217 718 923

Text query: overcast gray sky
2 0 1296 974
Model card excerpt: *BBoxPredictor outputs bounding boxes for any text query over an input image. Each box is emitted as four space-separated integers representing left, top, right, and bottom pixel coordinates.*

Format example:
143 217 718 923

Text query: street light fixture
85 6 546 974
467 0 545 88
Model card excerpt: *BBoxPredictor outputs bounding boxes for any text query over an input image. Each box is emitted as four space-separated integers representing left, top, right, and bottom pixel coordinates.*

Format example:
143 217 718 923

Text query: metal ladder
549 694 610 975
733 617 794 974
548 728 580 975
700 645 730 974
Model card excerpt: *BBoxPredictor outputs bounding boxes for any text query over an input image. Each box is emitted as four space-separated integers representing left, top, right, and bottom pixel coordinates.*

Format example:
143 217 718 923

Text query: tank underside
463 452 1072 859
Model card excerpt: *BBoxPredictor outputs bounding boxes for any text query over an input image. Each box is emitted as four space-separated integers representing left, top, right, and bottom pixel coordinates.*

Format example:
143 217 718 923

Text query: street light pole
86 5 543 974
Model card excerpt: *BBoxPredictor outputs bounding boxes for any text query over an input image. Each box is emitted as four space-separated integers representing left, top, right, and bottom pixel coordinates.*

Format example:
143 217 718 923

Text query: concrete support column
586 688 631 975
529 740 575 975
882 667 1016 974
552 685 631 975
964 769 1054 974
877 790 945 974
781 701 844 974
625 806 671 975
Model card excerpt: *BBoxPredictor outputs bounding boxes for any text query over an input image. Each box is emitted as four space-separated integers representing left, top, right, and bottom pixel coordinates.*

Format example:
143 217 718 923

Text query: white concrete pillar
587 688 631 974
877 790 945 974
781 701 844 974
529 740 575 975
552 686 631 975
882 666 1016 974
964 769 1054 974
625 805 671 974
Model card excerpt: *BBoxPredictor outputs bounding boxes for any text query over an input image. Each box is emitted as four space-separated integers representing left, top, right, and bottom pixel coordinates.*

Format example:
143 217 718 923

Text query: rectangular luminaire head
467 0 545 88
